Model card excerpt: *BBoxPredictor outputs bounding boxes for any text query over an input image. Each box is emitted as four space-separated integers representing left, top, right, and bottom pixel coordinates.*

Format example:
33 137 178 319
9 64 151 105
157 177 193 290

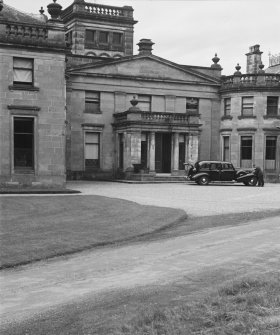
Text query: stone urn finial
128 96 141 112
130 96 139 106
234 63 242 76
211 53 222 69
258 62 265 74
47 0 62 20
212 53 220 64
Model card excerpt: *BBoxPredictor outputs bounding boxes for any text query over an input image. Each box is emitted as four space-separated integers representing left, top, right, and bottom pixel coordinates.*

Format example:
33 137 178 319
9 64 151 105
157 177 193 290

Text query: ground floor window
14 117 34 170
265 136 277 170
240 136 252 168
223 136 230 161
85 132 100 169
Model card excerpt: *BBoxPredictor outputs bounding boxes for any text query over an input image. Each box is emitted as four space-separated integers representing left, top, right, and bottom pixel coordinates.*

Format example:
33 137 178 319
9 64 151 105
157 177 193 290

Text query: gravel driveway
1 182 280 327
67 181 280 216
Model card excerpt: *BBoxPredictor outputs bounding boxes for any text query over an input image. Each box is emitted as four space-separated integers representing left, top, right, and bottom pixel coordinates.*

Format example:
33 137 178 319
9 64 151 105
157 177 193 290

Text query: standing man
253 164 264 187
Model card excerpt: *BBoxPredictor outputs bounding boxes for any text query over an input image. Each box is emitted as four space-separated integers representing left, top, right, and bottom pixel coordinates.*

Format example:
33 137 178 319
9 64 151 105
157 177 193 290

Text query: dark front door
155 133 171 173
141 140 147 169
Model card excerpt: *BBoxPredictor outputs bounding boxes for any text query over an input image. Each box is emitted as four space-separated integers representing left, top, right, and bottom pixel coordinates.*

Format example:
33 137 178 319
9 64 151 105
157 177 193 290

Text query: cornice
68 71 221 87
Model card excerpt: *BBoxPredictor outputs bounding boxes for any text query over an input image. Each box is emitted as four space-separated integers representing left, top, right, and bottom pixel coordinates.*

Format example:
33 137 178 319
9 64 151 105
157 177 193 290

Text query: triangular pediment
69 55 220 84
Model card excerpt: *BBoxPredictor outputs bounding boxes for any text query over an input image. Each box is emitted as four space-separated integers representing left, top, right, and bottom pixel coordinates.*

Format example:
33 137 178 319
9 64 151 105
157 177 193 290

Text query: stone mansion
0 0 279 186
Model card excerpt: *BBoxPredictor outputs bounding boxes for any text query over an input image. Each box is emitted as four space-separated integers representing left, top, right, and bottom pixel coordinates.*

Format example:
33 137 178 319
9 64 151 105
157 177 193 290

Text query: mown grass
0 195 186 269
118 274 280 335
2 269 279 335
1 195 280 269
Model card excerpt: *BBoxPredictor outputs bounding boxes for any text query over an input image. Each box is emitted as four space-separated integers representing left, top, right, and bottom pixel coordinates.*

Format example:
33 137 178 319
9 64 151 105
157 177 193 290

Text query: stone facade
0 2 67 186
0 1 279 186
66 47 222 180
220 46 280 182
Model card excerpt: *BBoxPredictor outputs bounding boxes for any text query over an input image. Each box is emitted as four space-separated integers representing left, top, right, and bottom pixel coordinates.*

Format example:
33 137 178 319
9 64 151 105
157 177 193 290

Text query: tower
246 44 263 74
61 0 137 58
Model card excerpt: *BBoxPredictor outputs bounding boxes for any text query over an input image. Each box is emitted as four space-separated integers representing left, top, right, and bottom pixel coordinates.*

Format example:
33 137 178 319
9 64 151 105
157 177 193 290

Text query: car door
209 162 221 181
220 163 235 181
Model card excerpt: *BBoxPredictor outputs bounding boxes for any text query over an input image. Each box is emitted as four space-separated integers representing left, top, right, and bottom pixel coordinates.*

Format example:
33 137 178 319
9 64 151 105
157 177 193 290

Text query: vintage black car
186 161 257 186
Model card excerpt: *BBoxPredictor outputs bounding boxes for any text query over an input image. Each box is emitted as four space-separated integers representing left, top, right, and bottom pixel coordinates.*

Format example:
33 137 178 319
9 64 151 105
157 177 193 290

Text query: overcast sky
6 0 280 75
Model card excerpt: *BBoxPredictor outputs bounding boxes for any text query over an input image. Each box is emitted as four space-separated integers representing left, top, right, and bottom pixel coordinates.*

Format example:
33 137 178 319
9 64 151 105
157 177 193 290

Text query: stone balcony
220 73 280 92
62 2 135 22
113 110 201 131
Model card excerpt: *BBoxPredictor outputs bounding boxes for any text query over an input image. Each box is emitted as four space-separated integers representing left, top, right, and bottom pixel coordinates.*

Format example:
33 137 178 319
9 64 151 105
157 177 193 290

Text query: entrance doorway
155 133 171 173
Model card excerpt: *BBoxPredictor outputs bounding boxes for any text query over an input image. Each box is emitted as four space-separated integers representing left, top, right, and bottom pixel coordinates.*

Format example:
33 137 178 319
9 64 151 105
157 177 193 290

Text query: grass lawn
1 195 280 335
3 265 279 335
0 195 186 268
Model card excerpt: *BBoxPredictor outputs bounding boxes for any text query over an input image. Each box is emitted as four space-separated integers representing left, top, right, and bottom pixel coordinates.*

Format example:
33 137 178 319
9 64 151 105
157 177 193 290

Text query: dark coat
254 166 263 177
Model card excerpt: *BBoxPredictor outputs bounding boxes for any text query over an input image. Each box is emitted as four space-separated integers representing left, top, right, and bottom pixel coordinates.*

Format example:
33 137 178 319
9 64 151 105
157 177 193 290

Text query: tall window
112 32 122 45
138 95 151 112
14 117 34 170
85 91 100 113
224 98 231 116
267 97 278 116
186 98 199 113
13 57 33 86
265 136 277 170
85 132 100 169
240 136 252 168
223 136 230 161
99 31 109 44
85 30 96 48
241 97 254 116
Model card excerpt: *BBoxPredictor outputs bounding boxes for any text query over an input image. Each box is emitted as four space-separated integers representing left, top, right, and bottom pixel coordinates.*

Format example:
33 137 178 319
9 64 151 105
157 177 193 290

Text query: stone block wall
220 90 280 181
0 49 66 186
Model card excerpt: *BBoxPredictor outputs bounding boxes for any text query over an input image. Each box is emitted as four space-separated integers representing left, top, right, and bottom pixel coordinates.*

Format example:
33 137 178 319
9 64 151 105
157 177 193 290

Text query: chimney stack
137 39 154 56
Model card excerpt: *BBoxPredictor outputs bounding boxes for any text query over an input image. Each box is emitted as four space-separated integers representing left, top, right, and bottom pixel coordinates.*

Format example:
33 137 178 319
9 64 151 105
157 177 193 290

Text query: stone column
172 132 179 174
149 132 155 173
123 132 132 170
131 132 141 164
188 133 199 164
185 134 189 163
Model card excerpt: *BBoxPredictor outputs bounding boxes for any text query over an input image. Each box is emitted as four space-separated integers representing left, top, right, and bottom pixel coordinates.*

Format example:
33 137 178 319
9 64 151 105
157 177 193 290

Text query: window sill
84 110 102 114
14 169 35 174
238 115 256 119
9 85 39 92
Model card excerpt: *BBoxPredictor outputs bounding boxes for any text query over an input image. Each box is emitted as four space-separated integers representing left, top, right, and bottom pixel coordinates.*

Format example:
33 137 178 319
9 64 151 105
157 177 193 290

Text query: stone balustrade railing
114 111 199 124
84 4 123 16
221 73 280 91
5 24 48 40
0 22 66 49
62 2 134 19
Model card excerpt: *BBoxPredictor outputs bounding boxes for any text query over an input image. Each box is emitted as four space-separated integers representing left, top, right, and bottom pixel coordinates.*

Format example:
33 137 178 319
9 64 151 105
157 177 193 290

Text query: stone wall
0 49 66 186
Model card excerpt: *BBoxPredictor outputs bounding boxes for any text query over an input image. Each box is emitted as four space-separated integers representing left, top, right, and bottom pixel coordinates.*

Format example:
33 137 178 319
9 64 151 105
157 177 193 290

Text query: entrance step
117 173 188 183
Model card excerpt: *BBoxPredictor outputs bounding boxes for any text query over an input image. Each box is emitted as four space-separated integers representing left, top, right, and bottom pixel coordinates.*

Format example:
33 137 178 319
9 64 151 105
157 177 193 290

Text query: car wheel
248 176 257 186
198 176 209 185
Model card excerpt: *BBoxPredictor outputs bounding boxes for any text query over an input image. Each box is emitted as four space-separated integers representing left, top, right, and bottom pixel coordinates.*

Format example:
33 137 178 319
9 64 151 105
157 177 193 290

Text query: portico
113 99 201 178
